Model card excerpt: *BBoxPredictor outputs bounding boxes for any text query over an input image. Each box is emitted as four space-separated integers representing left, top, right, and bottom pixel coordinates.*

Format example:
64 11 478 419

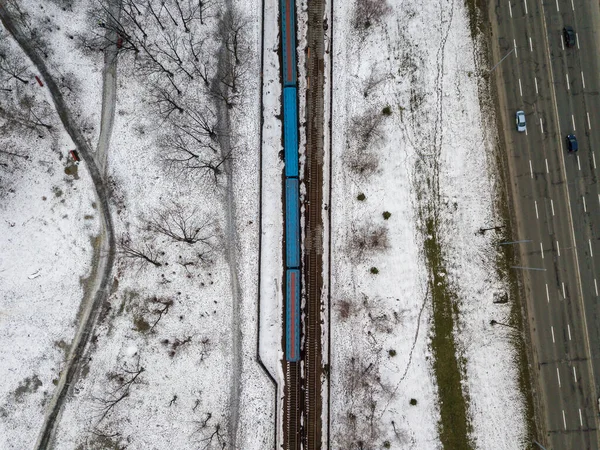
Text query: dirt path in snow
214 3 242 447
0 6 117 450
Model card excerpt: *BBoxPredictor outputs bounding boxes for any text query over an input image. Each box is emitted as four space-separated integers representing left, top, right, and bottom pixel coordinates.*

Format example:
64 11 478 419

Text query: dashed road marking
572 114 576 131
535 77 539 94
579 408 583 427
519 78 523 96
551 199 555 216
551 325 555 342
593 152 596 169
595 278 598 296
568 324 572 340
541 242 544 259
557 367 562 387
545 158 549 173
546 283 550 302
573 366 578 383
557 240 561 256
525 0 529 14
530 160 533 178
529 36 533 52
514 39 518 58
582 71 586 89
556 0 560 12
587 112 591 130
583 196 587 212
540 118 544 134
509 1 513 17
566 73 570 90
578 154 581 171
535 200 539 219
563 410 567 430
589 239 594 257
562 282 566 299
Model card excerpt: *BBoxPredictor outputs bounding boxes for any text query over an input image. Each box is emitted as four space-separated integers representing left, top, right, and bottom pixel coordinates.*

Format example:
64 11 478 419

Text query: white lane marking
568 324 572 340
541 242 545 259
571 0 575 11
579 408 583 427
557 367 562 387
595 278 598 296
529 160 533 178
519 78 523 96
529 36 533 52
578 154 581 171
563 410 567 430
582 71 586 89
540 118 544 134
551 325 555 342
573 366 578 383
551 199 555 216
589 239 594 257
598 194 600 207
525 0 529 14
556 0 560 12
593 152 597 169
583 196 587 212
514 39 518 58
557 240 561 256
546 283 550 303
535 200 539 218
566 73 570 90
572 114 576 131
588 112 592 130
545 158 549 173
562 282 566 299
577 33 580 49
534 77 539 94
509 1 513 17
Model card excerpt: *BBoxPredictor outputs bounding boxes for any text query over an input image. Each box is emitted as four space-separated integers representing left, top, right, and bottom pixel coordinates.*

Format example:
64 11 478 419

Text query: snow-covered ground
329 0 526 448
0 0 529 448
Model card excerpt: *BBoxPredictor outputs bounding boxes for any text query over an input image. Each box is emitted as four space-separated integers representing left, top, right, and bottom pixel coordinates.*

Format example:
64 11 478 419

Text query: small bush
370 267 379 274
383 211 391 220
382 105 392 116
133 316 150 332
388 349 396 357
357 193 366 201
383 442 391 449
410 398 418 406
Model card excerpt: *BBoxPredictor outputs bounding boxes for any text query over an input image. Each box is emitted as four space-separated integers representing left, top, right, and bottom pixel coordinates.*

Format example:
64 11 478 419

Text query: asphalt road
490 0 600 448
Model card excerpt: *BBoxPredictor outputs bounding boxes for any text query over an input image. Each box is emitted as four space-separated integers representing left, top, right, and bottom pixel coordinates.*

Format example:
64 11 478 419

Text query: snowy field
0 0 529 448
329 0 526 448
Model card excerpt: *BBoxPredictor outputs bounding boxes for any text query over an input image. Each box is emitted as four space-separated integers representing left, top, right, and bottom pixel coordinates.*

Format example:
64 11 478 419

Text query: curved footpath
0 5 117 449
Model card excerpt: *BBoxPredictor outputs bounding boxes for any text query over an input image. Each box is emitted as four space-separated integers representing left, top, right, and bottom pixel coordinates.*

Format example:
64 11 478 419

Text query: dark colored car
566 134 578 152
564 26 576 47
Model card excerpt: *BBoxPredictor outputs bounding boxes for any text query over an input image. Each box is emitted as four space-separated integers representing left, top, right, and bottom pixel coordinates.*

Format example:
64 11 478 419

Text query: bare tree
0 45 29 86
351 0 392 31
118 234 163 267
148 296 174 330
347 222 389 262
93 357 144 424
192 412 227 450
350 108 385 152
148 203 214 245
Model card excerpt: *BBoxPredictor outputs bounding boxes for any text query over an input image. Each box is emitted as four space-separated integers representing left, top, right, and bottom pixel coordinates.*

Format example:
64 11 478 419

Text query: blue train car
281 0 297 86
286 269 301 361
285 178 300 268
283 87 299 178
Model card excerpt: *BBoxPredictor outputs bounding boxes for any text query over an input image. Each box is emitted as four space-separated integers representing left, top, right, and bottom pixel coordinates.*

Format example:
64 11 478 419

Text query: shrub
383 211 391 220
410 398 418 406
388 349 396 357
370 267 379 274
357 193 366 201
382 105 392 116
383 442 391 449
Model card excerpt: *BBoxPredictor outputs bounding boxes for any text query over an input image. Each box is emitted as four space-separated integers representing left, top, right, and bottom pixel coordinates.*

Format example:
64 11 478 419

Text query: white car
516 110 526 132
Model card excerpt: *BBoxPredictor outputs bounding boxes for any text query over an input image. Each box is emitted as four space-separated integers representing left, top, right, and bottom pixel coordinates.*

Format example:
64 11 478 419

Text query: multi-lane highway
490 0 600 448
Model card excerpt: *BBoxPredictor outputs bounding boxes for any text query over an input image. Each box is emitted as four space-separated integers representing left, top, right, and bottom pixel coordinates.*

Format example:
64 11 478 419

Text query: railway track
285 362 301 450
304 0 325 448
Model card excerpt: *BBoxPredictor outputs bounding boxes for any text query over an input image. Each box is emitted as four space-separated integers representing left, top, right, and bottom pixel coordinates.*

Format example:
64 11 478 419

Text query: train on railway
280 0 301 362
